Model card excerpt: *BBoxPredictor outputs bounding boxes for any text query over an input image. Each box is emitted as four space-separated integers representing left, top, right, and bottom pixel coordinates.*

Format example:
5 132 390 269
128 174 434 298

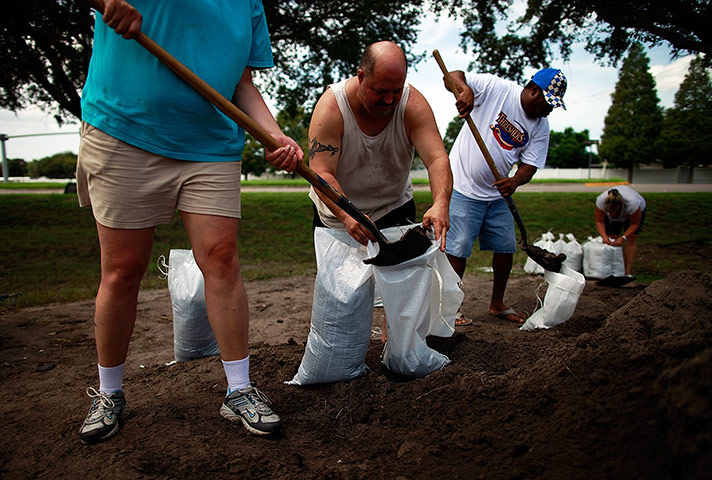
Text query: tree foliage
3 0 710 132
657 55 712 182
240 135 268 180
599 44 663 181
448 0 711 82
261 0 428 111
547 128 597 169
7 159 28 177
29 151 77 179
240 106 310 180
443 115 465 154
0 0 93 124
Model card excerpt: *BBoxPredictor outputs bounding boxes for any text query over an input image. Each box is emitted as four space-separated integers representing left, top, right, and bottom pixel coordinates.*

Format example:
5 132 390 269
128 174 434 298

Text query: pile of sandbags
524 232 583 275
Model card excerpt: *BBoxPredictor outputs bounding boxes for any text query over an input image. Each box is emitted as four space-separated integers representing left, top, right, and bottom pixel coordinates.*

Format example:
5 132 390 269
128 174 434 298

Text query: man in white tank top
294 42 452 381
308 41 452 244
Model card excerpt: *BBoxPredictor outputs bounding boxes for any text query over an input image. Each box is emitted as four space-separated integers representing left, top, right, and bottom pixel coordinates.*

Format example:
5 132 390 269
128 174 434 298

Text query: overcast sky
0 12 694 163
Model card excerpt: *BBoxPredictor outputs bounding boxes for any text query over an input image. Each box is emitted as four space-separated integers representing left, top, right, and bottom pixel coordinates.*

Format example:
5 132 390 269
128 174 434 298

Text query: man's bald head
358 41 408 79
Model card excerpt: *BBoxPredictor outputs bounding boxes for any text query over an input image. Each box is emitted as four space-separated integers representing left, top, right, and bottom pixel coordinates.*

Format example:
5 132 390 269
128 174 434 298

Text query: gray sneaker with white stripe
79 387 130 444
220 383 282 435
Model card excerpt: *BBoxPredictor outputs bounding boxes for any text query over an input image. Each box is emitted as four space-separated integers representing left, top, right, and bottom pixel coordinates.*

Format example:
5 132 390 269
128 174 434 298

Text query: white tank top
310 78 415 229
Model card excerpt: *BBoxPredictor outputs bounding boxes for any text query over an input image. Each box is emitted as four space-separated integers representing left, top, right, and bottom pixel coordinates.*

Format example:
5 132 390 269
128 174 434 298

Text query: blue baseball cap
531 68 567 110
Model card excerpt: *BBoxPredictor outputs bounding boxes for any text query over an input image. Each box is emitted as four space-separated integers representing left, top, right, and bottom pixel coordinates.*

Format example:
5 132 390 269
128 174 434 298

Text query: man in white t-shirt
443 68 567 325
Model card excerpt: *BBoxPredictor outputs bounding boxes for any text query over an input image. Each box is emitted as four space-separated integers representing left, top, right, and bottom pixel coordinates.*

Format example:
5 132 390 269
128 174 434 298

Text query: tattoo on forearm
309 137 339 157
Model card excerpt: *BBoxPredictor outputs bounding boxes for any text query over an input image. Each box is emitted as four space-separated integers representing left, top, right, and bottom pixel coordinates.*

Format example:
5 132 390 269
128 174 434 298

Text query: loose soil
1 271 710 479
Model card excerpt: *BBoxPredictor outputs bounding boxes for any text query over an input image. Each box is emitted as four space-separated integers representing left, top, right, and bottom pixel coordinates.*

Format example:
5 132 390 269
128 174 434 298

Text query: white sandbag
552 233 567 255
165 249 220 362
520 264 586 331
523 231 555 275
372 236 463 378
289 225 460 385
582 236 625 279
561 233 583 273
288 228 375 385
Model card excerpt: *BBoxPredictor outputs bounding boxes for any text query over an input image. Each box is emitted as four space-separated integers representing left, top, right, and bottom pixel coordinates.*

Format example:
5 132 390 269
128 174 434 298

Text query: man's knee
101 261 147 291
195 243 240 280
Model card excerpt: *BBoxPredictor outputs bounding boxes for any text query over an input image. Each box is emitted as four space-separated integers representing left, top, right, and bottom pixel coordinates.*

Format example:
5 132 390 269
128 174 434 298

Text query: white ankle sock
222 356 250 393
98 363 125 394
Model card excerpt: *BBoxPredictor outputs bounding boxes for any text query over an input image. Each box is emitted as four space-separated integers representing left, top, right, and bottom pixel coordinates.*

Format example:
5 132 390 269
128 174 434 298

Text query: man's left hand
492 177 520 197
422 203 449 251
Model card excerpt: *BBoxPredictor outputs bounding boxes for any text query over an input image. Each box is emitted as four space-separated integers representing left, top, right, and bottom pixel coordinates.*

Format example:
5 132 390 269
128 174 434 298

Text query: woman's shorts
445 190 517 258
76 123 242 229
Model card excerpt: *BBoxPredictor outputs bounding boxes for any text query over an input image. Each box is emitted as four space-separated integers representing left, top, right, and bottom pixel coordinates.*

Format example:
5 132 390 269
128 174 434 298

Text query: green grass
1 191 711 308
0 181 71 189
0 192 316 307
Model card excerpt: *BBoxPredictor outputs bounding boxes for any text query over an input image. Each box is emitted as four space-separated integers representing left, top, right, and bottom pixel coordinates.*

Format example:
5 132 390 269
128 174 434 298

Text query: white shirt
449 73 550 201
595 185 646 221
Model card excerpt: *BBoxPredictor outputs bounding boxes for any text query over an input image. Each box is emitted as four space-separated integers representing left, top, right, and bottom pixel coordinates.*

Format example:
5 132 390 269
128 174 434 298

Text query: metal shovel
87 0 431 267
433 50 565 273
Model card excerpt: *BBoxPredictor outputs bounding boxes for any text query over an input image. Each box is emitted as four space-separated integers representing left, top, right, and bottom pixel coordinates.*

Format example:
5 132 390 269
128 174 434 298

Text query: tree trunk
687 163 694 184
627 166 634 183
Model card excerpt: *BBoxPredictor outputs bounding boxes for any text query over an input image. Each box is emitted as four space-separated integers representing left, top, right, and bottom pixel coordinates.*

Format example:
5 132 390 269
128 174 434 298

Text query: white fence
411 166 712 184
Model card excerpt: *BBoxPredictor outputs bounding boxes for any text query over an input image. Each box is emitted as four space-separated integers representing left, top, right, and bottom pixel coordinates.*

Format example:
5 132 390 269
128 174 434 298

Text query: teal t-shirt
81 0 274 162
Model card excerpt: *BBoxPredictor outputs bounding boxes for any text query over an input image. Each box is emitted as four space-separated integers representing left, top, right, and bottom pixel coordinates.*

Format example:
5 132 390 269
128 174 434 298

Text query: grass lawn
1 191 710 308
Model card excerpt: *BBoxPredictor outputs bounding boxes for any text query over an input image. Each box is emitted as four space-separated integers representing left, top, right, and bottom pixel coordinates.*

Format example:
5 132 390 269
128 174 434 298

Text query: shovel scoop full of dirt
523 244 567 273
364 225 433 266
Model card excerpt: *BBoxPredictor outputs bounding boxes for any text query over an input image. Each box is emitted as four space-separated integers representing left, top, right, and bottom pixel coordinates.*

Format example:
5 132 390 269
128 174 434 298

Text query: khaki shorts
76 123 241 229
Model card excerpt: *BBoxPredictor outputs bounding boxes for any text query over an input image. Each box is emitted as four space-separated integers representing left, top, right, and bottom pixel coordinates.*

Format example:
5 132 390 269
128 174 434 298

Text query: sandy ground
1 271 710 479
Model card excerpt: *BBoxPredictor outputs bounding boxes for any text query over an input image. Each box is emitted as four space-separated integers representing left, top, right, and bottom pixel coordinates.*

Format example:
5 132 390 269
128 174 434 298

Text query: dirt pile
1 272 710 479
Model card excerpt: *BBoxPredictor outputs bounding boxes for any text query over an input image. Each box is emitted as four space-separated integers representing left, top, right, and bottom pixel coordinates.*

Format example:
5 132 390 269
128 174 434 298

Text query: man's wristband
622 235 627 241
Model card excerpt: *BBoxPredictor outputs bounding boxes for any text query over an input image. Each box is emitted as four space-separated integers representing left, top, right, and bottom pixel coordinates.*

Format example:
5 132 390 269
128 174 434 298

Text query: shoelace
86 387 115 410
239 387 273 412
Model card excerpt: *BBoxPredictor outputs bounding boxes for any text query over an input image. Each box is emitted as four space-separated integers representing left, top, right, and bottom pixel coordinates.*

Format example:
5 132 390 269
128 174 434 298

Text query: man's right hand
455 88 474 117
444 71 474 117
344 216 377 246
103 0 142 39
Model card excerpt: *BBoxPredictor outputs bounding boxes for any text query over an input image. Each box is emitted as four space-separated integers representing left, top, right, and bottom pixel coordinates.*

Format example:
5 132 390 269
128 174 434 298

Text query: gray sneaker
220 383 282 435
79 387 130 444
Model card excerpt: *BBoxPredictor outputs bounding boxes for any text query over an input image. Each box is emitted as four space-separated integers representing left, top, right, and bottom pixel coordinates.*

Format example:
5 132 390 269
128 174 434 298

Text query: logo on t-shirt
490 112 529 151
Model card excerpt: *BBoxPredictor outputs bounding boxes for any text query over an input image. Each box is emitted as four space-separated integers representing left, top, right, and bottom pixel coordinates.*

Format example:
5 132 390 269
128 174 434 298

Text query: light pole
1 134 9 182
585 139 599 180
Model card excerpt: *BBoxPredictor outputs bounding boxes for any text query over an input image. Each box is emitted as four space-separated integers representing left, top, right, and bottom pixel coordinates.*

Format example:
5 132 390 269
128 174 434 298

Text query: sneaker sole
220 404 280 436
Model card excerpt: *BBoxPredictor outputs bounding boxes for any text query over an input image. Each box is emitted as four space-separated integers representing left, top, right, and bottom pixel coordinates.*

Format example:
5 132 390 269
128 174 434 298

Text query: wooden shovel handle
432 49 503 181
85 0 339 205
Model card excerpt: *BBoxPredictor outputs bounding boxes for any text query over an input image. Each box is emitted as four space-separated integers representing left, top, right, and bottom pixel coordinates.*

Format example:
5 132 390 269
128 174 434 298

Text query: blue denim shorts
445 190 517 258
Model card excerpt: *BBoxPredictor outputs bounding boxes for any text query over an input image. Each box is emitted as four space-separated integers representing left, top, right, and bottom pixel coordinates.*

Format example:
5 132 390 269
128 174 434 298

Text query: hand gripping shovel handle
432 49 528 245
85 0 389 245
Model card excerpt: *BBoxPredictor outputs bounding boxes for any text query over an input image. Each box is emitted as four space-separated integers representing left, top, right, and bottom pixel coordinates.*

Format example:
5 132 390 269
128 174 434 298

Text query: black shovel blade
522 243 566 273
596 275 636 288
364 225 432 266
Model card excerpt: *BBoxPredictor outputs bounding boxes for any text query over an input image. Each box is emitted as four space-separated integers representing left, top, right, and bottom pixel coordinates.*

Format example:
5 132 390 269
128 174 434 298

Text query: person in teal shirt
77 0 303 444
